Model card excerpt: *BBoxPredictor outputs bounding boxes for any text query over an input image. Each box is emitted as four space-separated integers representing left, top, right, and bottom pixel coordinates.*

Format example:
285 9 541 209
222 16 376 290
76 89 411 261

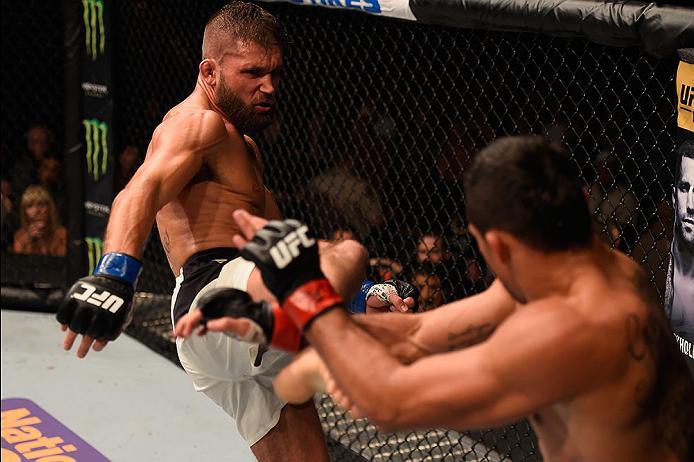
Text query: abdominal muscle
156 179 266 276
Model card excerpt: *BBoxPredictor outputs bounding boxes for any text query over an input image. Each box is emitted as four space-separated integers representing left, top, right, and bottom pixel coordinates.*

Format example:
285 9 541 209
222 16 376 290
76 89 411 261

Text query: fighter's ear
199 59 217 86
485 230 511 265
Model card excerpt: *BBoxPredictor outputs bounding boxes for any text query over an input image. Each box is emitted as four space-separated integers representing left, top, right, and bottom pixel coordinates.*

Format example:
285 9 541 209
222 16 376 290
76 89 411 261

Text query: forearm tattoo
447 323 494 350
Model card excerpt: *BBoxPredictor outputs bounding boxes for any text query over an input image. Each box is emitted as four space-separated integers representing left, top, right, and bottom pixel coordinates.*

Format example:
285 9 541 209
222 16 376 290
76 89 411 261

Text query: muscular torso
517 250 692 461
153 100 274 275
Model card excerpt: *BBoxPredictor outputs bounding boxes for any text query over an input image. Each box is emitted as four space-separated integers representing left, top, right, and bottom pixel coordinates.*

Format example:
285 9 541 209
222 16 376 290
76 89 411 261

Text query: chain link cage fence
0 1 680 461
113 2 677 461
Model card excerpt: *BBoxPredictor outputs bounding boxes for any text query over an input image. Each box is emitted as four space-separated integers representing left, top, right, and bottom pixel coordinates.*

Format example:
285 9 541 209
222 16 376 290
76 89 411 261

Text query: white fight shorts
171 248 293 445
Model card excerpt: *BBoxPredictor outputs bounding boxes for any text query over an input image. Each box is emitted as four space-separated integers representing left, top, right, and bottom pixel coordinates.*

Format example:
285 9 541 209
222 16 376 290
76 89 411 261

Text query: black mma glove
56 252 142 341
197 288 302 352
239 219 343 331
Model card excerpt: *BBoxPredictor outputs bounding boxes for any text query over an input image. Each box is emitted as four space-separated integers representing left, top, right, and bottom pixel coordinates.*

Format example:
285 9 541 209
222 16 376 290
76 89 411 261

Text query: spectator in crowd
115 145 142 191
37 156 62 190
12 185 66 256
410 262 445 311
413 230 468 297
306 155 386 239
416 231 450 265
12 125 55 195
458 248 492 296
369 256 404 282
1 178 13 222
1 176 18 251
588 147 639 249
350 96 398 191
36 155 66 221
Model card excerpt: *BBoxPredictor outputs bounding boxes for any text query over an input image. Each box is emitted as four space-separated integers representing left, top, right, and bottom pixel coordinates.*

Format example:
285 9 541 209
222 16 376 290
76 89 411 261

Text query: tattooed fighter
195 137 694 462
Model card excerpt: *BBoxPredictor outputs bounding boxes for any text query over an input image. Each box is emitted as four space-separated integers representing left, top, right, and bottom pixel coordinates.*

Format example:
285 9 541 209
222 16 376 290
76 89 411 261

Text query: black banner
81 0 113 274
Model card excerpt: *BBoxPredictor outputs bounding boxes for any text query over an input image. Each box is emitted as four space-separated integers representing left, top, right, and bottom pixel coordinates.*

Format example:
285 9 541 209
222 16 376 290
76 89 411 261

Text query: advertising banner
666 48 694 372
262 0 416 21
81 0 113 274
1 398 109 461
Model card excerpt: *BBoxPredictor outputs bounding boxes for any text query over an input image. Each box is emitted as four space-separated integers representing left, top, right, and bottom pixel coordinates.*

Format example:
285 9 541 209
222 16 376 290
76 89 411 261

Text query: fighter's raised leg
244 238 368 304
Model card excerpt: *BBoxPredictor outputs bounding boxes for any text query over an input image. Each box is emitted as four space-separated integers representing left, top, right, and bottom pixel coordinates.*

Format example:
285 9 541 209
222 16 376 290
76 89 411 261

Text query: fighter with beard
54 3 371 460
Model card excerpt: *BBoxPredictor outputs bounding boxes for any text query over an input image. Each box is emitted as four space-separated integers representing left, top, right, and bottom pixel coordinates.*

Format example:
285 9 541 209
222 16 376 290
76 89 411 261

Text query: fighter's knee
318 239 368 300
334 239 368 268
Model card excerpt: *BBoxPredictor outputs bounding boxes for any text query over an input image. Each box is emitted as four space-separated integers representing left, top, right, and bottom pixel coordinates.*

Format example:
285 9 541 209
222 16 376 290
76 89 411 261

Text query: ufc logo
72 283 124 313
269 225 315 269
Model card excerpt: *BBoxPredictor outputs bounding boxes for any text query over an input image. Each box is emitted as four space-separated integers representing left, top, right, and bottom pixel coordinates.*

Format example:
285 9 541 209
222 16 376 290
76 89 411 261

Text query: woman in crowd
13 185 66 256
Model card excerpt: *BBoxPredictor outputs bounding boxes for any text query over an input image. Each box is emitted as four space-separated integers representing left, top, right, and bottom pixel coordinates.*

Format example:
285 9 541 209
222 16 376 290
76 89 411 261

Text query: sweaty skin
231 210 692 462
105 42 284 295
61 41 288 356
154 107 277 275
63 40 367 360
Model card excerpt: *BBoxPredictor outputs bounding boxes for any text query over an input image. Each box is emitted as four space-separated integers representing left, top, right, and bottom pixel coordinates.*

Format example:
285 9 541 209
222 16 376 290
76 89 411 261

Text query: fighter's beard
216 80 274 134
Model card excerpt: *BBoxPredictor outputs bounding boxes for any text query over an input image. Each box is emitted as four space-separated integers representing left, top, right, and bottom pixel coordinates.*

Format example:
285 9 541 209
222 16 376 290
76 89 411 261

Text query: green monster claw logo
82 0 105 61
85 236 104 275
83 118 109 182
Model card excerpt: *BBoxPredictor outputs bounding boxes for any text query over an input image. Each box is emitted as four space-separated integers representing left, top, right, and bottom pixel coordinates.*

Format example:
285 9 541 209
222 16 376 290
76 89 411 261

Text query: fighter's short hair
464 135 592 252
202 1 286 59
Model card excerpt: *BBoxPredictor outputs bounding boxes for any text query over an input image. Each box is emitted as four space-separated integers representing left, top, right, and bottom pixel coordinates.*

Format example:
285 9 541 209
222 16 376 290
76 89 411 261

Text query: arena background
1 1 692 461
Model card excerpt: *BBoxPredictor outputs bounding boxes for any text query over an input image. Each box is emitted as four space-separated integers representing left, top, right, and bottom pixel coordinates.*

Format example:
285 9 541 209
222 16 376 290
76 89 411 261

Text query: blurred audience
36 155 66 221
410 262 446 311
12 185 66 256
368 256 404 282
350 96 397 190
1 177 18 251
416 232 451 265
116 145 142 191
589 147 639 251
12 125 55 195
458 247 493 295
306 156 385 239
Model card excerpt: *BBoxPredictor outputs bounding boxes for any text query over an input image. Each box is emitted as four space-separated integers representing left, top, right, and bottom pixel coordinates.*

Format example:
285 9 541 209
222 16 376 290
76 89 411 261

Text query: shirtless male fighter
52 2 412 460
182 136 694 461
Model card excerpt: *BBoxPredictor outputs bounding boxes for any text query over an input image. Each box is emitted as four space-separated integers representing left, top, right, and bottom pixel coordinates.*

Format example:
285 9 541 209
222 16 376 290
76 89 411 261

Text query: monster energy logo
83 118 109 181
83 0 105 60
85 237 104 275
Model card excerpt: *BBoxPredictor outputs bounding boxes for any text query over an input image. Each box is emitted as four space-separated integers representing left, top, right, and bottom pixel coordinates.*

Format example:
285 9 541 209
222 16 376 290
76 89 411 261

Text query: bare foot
275 348 367 418
275 348 331 404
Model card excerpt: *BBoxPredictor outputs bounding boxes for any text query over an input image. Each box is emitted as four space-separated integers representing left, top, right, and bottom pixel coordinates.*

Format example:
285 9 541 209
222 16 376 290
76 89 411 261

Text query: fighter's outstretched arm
351 280 515 363
60 111 229 358
283 298 615 432
232 211 615 433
